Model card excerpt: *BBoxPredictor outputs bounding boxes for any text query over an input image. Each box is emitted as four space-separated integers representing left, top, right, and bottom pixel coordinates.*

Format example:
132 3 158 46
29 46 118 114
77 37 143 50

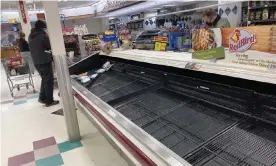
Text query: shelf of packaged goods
248 4 276 10
101 49 276 84
250 19 276 23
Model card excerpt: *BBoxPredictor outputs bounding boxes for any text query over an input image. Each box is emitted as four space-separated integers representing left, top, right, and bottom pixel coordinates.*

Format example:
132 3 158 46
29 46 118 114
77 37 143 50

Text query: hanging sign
154 36 168 51
18 0 27 24
60 14 65 21
229 28 256 52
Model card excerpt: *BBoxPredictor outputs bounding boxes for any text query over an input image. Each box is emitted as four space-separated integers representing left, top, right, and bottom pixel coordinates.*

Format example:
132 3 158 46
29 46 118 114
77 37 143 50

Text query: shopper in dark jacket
18 31 29 52
28 20 59 107
19 31 35 74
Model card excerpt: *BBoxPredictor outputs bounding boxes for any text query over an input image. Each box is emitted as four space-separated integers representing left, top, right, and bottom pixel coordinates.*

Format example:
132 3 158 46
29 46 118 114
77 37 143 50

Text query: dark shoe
38 99 46 104
45 100 59 107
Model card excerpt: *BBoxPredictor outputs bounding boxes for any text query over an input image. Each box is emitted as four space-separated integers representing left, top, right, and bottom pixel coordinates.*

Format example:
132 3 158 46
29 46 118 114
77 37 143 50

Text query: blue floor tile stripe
13 100 27 105
57 141 83 153
27 94 39 99
36 154 64 166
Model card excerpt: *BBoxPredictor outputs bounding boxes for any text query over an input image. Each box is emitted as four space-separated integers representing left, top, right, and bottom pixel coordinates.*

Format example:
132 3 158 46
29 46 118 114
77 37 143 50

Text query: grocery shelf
185 120 276 166
248 4 276 10
71 53 276 166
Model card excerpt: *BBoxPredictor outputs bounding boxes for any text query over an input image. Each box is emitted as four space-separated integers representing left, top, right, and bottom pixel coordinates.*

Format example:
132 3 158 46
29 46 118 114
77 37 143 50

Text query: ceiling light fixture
152 8 161 10
163 4 176 7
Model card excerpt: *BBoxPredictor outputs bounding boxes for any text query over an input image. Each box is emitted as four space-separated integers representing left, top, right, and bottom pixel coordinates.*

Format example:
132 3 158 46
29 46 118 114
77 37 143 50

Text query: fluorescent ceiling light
163 4 176 7
26 0 33 4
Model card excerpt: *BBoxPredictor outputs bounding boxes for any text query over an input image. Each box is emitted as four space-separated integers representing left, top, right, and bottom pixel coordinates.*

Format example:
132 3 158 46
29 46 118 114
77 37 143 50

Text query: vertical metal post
42 1 81 142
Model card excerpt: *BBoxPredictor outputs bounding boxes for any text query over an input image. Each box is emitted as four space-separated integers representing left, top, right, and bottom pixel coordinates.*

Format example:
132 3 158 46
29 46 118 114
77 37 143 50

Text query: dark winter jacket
18 38 29 52
28 28 52 65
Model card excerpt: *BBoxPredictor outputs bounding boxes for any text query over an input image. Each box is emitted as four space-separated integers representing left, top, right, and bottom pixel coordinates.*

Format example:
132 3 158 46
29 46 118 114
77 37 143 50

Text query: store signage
192 47 225 60
8 18 17 24
60 14 65 21
154 36 168 51
229 28 256 52
18 0 27 24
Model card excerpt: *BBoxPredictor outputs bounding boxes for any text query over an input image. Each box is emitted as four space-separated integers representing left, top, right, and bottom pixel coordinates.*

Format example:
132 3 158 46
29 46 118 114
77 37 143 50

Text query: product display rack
248 1 276 25
70 52 276 166
63 34 81 56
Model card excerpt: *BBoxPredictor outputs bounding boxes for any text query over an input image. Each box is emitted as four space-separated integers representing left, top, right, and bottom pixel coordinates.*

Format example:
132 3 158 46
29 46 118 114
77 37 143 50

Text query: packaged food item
89 74 98 79
96 68 106 74
255 10 262 20
249 11 255 21
262 9 269 20
102 61 111 69
251 1 256 7
77 72 88 76
269 10 274 19
80 76 90 84
263 1 269 6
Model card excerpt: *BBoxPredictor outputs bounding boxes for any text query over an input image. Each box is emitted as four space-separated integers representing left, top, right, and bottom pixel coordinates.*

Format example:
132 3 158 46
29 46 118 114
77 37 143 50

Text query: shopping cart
2 56 35 97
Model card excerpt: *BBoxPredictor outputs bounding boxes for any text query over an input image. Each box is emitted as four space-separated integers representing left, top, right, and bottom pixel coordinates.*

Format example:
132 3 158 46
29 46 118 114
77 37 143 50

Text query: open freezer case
70 52 276 166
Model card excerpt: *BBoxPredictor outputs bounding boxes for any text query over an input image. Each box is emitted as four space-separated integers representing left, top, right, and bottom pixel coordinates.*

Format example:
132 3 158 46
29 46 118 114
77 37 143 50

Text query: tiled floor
1 64 128 166
8 136 83 166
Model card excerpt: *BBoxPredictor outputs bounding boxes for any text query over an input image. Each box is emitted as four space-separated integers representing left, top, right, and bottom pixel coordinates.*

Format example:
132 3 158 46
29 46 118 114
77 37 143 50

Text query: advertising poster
192 28 225 60
222 26 276 70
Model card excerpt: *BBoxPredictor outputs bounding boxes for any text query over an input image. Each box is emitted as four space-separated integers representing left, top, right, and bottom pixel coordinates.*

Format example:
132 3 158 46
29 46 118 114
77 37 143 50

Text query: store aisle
1 64 128 166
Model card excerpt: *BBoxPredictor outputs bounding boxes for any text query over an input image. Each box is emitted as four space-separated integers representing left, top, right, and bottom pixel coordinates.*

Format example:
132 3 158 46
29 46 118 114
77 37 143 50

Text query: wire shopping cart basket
1 56 35 97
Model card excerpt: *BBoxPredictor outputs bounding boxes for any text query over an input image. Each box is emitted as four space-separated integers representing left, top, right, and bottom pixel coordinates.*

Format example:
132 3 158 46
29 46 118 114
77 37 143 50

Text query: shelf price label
267 64 276 71
154 36 168 51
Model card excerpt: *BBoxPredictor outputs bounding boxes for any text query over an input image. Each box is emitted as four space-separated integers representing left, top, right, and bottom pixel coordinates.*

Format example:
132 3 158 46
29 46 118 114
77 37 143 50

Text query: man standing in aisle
28 20 59 107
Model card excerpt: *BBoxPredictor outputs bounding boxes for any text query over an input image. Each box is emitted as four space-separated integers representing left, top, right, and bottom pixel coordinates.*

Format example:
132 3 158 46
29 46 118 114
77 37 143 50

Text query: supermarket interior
1 0 276 166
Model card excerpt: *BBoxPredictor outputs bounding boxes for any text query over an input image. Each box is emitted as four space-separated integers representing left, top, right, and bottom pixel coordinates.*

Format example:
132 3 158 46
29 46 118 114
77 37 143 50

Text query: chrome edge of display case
74 99 142 166
68 52 100 67
71 79 192 166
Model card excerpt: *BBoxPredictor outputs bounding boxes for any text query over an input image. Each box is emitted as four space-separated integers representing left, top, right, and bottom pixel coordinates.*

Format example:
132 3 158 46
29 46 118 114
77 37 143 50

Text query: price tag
185 62 196 69
267 64 276 71
209 58 217 63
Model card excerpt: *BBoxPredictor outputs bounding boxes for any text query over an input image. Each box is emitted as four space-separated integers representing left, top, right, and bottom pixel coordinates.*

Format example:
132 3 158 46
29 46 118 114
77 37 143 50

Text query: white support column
17 0 32 38
42 1 81 142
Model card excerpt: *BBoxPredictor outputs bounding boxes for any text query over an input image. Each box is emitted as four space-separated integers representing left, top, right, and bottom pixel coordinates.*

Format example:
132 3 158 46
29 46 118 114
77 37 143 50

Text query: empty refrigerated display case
70 53 276 166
